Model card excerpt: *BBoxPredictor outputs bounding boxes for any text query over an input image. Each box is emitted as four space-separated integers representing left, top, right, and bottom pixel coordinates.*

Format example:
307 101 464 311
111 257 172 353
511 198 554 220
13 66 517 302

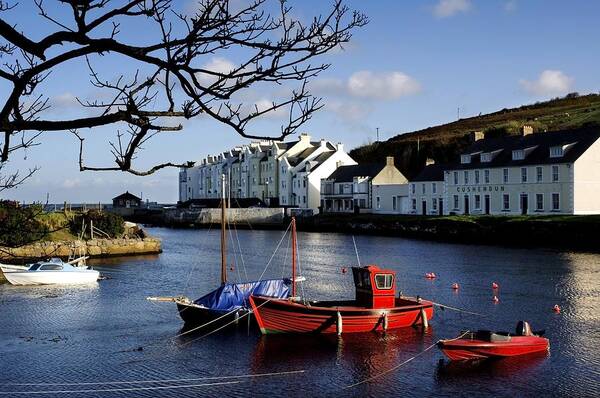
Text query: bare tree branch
0 0 367 182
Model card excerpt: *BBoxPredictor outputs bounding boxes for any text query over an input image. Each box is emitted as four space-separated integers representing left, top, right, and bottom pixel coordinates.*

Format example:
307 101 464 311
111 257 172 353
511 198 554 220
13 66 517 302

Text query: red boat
438 321 549 360
249 218 434 335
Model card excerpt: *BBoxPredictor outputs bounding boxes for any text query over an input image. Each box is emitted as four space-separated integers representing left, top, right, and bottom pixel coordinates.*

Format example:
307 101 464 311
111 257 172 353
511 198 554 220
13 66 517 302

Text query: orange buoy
341 267 347 274
492 295 499 303
553 304 561 313
451 283 459 290
492 282 499 290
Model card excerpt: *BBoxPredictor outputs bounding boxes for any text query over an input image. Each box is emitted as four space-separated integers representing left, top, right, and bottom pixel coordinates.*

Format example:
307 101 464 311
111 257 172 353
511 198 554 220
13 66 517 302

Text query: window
549 146 564 158
474 195 481 210
40 264 63 271
512 149 524 160
536 166 543 182
338 185 343 194
536 194 544 211
484 169 490 184
360 199 366 208
461 154 471 164
303 196 306 204
503 194 510 210
552 165 559 182
432 198 437 211
376 196 381 209
503 168 509 183
475 170 480 184
374 274 394 290
422 184 426 195
453 195 459 210
411 184 416 194
432 183 437 194
481 153 491 163
521 167 527 183
453 171 458 185
464 170 469 185
393 196 397 211
412 199 417 211
552 193 560 211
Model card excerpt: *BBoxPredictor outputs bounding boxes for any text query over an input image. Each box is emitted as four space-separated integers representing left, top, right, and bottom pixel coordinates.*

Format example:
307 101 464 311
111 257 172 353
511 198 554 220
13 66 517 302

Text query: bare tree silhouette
0 0 367 187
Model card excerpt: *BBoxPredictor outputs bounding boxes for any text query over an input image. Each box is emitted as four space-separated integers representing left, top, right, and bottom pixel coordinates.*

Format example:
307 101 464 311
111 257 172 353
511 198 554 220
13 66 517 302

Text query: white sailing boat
0 258 99 286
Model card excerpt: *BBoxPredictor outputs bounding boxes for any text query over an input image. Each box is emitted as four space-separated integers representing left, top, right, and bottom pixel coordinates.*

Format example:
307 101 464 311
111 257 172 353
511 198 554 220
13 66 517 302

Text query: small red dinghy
438 321 549 361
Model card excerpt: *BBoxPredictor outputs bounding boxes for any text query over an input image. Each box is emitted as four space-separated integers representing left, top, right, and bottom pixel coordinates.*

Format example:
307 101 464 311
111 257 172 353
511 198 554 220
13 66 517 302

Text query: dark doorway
464 195 470 215
484 195 490 215
439 199 444 216
422 200 427 215
520 194 528 215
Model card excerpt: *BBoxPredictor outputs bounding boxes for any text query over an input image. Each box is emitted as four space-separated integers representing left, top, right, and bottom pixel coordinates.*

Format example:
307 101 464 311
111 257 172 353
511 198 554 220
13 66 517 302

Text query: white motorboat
0 258 99 286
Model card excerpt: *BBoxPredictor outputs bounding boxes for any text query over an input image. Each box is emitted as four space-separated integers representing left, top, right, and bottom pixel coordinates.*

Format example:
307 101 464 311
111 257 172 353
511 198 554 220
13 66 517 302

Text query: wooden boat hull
176 301 252 329
438 336 549 360
249 295 433 334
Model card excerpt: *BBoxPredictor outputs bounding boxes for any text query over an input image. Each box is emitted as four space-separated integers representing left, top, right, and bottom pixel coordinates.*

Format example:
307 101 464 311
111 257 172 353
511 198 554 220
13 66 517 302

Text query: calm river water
1 228 598 397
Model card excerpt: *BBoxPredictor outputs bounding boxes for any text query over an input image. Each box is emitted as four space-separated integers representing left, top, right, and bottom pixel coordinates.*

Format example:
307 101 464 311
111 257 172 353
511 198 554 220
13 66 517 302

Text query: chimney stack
386 156 394 166
522 125 534 136
426 158 435 166
336 142 344 152
472 131 484 141
336 160 343 168
299 132 311 142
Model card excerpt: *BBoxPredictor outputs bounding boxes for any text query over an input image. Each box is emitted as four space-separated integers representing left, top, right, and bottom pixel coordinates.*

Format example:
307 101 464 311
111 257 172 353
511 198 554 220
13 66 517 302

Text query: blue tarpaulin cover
193 279 290 312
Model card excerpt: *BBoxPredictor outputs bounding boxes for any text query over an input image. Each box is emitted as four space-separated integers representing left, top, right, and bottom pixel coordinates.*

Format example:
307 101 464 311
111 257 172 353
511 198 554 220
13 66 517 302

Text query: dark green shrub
0 201 49 247
70 210 124 239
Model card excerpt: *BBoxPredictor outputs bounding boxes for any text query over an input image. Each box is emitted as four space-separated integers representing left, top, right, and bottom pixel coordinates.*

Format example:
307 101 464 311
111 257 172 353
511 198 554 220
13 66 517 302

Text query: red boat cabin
352 265 396 309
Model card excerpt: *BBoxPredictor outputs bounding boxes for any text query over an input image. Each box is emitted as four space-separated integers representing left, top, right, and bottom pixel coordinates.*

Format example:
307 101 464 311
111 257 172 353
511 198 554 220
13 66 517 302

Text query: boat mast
291 217 297 297
221 174 227 285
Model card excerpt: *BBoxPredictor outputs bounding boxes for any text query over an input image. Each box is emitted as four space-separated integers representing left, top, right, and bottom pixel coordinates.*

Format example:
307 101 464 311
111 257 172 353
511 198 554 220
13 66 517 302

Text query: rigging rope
257 222 291 281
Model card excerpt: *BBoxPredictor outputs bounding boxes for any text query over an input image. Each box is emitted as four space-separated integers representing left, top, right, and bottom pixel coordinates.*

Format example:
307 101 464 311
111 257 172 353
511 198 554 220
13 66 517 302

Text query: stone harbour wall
163 208 284 226
0 237 162 262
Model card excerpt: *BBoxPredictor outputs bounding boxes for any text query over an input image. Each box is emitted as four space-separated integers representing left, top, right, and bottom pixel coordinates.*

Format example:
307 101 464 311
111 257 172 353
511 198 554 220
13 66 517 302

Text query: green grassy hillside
350 93 600 178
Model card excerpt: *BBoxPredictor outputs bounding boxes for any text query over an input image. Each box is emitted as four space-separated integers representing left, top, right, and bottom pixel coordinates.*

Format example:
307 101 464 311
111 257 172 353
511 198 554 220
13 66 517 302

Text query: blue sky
2 0 599 203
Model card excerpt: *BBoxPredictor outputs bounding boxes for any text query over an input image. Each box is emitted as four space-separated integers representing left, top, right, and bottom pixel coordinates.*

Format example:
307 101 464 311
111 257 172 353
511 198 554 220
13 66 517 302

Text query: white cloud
253 99 288 119
196 57 236 85
52 92 78 109
326 100 372 122
504 0 517 12
62 178 81 189
347 71 421 100
520 70 574 96
433 0 471 18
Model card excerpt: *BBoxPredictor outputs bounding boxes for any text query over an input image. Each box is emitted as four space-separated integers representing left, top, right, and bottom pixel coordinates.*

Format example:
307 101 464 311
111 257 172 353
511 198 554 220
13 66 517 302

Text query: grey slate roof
411 163 446 182
325 163 384 182
451 127 600 170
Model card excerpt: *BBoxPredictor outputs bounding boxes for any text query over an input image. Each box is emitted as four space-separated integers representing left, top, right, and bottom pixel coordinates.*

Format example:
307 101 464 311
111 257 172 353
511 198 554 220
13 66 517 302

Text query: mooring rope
4 369 306 387
344 343 438 389
344 331 470 389
0 381 242 395
431 301 486 317
178 298 273 347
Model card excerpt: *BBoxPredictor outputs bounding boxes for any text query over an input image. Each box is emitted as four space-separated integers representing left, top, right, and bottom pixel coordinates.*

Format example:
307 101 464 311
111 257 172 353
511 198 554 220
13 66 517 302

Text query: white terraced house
178 133 356 211
407 126 600 216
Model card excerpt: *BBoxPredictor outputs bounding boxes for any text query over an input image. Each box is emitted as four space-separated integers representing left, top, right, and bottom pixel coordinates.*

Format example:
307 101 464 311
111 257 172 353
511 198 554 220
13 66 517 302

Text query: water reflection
0 227 598 397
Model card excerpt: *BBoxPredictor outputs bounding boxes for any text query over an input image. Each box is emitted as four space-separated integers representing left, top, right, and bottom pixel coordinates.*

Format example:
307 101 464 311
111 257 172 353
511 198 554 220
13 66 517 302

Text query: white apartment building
178 133 356 211
406 127 600 216
321 157 408 214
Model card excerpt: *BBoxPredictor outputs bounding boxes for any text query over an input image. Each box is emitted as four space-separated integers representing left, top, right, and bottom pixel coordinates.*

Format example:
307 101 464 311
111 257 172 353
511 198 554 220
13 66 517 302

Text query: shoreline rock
0 237 162 264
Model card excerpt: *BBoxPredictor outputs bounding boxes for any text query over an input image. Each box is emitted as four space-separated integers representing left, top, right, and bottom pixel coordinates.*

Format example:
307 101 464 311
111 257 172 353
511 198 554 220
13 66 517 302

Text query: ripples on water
0 228 598 397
